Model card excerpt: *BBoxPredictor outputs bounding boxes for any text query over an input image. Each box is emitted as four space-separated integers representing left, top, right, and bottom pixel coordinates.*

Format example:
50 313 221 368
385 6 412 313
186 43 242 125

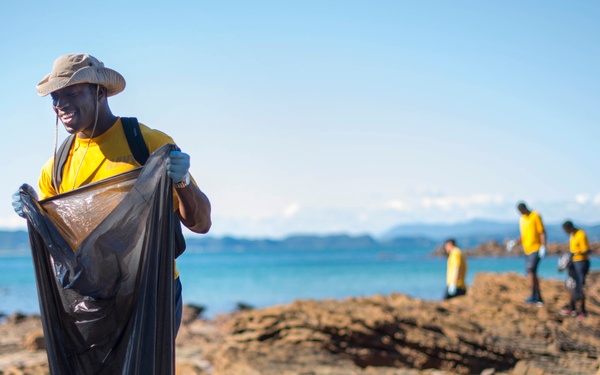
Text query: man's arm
167 150 211 233
451 266 460 285
175 183 211 233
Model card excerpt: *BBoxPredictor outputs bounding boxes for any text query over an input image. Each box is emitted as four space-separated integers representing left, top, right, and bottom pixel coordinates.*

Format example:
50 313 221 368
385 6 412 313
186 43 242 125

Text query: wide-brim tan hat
36 53 126 97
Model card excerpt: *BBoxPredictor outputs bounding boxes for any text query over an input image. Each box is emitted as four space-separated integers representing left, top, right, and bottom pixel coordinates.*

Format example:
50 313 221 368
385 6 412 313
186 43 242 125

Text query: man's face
50 83 98 136
444 242 453 253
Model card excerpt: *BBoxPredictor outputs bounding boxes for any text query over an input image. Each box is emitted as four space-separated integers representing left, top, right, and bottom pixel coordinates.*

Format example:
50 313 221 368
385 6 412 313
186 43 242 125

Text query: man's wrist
174 172 191 189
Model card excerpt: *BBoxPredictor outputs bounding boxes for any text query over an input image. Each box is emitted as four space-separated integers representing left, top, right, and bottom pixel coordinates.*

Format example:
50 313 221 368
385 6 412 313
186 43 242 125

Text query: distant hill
380 219 600 248
3 219 599 253
185 234 407 252
0 230 434 253
0 230 29 252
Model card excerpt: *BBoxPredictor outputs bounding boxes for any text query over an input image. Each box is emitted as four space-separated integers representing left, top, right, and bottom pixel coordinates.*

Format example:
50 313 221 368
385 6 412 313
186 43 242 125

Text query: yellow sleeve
138 123 176 153
38 157 58 200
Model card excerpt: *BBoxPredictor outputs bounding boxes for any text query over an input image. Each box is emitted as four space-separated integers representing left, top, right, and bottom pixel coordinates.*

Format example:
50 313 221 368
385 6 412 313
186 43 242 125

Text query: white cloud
420 193 505 211
593 193 600 206
0 215 27 230
386 199 410 211
282 203 300 218
574 194 589 204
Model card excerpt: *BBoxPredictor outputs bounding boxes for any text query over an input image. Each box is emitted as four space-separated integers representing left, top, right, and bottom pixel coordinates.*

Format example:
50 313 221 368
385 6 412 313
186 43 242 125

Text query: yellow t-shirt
38 118 181 278
447 247 467 289
519 211 545 255
570 229 590 262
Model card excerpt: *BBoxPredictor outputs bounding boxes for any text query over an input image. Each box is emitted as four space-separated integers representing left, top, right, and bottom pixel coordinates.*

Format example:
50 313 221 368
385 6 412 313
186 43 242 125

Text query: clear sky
1 1 599 238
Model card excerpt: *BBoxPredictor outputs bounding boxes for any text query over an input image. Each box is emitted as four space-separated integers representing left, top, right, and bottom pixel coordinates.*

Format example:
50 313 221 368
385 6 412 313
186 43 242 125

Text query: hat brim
36 66 126 97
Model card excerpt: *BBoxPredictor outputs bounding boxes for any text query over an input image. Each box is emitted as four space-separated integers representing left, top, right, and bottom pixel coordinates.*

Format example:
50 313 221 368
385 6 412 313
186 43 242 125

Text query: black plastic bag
19 144 177 375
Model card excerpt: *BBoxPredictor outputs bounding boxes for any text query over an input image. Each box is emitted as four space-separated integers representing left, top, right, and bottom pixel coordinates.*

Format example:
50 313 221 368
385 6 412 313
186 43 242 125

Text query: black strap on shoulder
52 117 149 191
121 116 186 257
52 116 187 257
120 117 150 166
53 134 76 193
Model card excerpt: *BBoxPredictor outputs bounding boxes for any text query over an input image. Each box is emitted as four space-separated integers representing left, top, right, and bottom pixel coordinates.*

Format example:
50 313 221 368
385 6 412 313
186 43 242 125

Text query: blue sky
1 1 599 238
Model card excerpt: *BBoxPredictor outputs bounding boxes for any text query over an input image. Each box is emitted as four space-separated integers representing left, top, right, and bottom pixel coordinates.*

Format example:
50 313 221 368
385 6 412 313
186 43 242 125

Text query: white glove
506 239 516 252
448 284 457 296
538 245 546 259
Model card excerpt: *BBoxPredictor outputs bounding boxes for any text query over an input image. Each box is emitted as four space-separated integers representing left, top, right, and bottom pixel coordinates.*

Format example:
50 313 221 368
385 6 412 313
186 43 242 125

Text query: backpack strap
51 116 187 257
121 116 186 257
52 117 148 192
52 134 76 193
120 117 150 166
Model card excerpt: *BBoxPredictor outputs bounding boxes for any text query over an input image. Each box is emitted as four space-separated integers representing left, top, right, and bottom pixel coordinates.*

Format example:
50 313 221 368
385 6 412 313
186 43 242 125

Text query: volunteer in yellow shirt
515 202 546 304
11 53 212 335
560 220 591 320
443 238 467 299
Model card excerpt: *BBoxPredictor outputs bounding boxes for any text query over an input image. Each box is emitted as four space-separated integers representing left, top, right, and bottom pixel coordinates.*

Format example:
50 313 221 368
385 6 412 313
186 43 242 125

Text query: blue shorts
525 252 540 273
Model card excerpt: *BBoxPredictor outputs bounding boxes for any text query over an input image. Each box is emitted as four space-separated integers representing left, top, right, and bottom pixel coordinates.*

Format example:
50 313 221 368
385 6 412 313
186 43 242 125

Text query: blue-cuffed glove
167 151 191 183
538 245 546 259
12 190 25 218
448 283 457 296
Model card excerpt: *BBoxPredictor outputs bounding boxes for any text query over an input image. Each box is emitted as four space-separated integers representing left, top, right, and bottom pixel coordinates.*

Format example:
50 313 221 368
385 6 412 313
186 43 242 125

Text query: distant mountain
380 219 600 248
185 234 384 252
0 230 29 251
380 219 517 241
0 230 432 253
3 219 599 254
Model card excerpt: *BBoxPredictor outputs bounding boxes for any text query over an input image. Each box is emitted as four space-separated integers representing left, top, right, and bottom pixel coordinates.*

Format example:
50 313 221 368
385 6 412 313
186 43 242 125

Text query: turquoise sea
1 246 597 318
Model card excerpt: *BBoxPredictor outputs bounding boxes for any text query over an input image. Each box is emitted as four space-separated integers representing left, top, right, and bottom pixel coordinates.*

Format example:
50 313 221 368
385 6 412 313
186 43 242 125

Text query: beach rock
181 303 206 325
21 330 44 351
1 272 599 374
209 271 600 375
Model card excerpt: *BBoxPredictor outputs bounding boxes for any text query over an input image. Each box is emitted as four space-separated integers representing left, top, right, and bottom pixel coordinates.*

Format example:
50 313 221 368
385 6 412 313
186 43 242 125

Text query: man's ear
97 85 108 101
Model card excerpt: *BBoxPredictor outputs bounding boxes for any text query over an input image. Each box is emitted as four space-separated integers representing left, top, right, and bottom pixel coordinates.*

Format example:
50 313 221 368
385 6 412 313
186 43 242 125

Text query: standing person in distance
559 220 591 320
443 238 467 300
507 202 546 305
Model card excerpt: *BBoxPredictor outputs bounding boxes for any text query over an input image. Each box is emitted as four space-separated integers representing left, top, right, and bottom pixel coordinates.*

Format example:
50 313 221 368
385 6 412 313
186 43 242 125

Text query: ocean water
1 247 597 318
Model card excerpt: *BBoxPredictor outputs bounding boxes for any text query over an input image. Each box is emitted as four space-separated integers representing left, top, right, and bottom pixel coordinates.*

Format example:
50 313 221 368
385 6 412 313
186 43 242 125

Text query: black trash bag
19 144 178 375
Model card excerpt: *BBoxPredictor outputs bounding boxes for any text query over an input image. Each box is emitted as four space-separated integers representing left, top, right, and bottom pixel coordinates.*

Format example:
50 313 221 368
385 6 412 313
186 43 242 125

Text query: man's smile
60 110 77 125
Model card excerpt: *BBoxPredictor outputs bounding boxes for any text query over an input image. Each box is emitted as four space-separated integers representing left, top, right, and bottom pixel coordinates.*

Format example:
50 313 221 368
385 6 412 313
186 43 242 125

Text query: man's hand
12 190 24 218
448 284 457 296
167 151 191 183
538 245 546 259
506 239 516 252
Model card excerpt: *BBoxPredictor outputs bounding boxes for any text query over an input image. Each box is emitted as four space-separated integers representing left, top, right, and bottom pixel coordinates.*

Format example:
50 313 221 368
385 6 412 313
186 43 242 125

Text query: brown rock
21 330 45 351
181 303 205 325
1 272 599 375
209 272 600 375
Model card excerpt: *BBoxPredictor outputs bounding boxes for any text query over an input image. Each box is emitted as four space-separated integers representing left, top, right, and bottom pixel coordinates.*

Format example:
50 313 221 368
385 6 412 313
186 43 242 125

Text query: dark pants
568 260 590 313
175 277 183 336
525 252 542 300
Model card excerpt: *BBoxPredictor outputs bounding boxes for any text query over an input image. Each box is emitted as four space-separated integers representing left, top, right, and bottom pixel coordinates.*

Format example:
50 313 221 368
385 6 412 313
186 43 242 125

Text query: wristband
174 172 191 189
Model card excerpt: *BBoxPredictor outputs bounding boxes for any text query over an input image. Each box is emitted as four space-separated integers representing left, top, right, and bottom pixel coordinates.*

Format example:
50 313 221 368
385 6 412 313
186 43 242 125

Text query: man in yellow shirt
513 202 546 304
12 53 212 333
443 239 467 299
560 220 591 320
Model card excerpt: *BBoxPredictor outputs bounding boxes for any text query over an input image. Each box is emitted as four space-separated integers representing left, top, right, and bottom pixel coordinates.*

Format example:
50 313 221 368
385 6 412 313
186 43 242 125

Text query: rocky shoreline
431 241 600 258
1 271 599 375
